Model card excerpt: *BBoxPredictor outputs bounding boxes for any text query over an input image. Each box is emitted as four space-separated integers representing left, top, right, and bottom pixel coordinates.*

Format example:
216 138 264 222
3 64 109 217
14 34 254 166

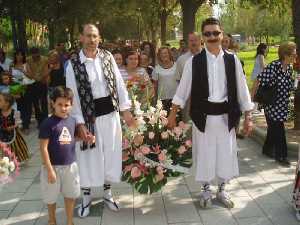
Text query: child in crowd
0 92 29 162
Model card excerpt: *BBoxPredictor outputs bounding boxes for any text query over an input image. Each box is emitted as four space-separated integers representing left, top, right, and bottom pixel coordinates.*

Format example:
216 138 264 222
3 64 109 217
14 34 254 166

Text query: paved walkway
0 128 299 225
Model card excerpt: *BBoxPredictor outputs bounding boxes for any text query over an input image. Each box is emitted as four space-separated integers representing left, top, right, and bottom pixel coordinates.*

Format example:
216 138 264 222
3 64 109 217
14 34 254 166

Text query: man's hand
48 168 57 184
243 118 253 137
76 124 91 142
122 110 136 127
167 104 179 129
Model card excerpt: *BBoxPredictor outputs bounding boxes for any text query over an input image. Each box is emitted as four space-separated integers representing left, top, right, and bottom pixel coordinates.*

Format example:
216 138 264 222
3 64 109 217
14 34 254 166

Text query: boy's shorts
40 162 80 204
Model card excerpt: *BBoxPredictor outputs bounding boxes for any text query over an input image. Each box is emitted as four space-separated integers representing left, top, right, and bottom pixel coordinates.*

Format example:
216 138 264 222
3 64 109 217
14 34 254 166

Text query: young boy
39 86 85 225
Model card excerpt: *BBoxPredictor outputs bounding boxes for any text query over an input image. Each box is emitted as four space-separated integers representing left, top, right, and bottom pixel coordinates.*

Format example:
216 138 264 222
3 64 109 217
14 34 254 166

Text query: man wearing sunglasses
168 18 254 209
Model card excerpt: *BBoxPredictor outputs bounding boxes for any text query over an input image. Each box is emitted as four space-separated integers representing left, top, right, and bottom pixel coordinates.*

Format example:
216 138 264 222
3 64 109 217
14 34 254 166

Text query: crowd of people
0 17 300 224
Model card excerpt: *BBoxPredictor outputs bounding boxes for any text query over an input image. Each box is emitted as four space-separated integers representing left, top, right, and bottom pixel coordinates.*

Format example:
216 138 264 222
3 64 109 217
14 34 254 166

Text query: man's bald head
188 32 201 54
80 24 101 51
81 24 99 35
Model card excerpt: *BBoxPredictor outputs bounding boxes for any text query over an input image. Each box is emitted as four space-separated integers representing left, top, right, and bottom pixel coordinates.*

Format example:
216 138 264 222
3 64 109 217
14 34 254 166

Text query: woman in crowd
44 50 65 97
140 51 154 80
254 42 298 166
112 49 124 69
0 48 12 71
140 41 156 66
10 49 35 134
152 47 177 114
251 43 268 98
119 50 154 107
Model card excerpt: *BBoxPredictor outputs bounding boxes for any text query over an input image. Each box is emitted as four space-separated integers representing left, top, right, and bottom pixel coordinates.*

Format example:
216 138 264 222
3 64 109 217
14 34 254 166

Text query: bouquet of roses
0 142 20 184
122 98 192 194
126 74 154 110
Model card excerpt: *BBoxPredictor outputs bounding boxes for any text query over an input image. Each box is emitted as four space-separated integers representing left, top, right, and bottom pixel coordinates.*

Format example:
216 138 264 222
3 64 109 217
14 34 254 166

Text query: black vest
190 49 241 132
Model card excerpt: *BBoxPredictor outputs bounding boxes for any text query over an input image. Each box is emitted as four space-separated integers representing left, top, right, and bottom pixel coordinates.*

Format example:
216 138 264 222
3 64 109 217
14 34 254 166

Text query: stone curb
251 126 299 158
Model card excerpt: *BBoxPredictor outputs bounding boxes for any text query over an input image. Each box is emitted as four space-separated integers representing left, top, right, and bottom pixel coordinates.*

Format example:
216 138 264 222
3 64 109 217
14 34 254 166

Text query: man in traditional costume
66 24 134 217
168 18 254 208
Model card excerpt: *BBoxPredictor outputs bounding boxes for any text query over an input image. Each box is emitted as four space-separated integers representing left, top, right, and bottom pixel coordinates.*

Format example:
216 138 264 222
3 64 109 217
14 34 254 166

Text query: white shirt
119 67 147 81
173 48 254 112
251 54 265 80
11 64 35 85
66 50 131 124
0 58 12 71
175 51 193 82
152 63 177 100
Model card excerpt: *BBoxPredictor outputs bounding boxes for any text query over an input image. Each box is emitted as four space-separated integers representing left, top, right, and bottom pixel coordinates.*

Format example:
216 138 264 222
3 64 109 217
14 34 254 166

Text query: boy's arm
39 139 56 183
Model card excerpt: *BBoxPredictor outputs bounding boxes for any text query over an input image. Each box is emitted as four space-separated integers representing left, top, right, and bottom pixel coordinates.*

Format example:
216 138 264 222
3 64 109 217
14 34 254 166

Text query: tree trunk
293 0 300 129
10 16 18 50
160 0 168 45
180 0 203 41
48 21 55 50
160 11 168 45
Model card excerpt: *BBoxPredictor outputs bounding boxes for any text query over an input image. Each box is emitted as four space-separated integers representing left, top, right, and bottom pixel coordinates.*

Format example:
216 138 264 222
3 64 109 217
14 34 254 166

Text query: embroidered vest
70 49 120 150
190 49 241 132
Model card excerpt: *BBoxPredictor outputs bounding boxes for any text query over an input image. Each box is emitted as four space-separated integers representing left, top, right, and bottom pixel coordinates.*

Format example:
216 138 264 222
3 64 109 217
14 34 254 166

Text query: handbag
254 84 277 105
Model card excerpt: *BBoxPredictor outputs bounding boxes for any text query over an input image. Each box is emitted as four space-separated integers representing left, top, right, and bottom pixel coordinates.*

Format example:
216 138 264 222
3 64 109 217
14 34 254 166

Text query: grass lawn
238 46 278 87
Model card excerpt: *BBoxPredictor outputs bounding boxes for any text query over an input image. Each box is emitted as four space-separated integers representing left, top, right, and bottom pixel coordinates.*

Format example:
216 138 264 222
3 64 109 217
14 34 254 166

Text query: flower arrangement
122 98 192 194
0 142 20 184
126 74 154 110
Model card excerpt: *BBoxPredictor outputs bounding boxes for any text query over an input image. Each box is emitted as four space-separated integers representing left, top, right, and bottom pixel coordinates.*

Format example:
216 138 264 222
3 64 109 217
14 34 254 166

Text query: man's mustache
207 39 219 43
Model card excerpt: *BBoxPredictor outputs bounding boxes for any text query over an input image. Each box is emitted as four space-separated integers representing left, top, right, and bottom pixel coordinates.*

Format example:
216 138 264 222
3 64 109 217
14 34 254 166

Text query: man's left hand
243 118 253 137
122 110 136 127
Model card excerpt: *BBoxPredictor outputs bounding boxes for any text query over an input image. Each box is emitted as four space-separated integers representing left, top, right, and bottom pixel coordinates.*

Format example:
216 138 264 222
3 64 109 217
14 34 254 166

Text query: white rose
156 100 163 109
2 157 9 165
9 162 15 172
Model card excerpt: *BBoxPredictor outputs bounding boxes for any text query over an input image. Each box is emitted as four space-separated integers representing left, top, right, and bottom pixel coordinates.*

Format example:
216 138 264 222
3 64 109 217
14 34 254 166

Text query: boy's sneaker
216 191 234 208
199 190 212 209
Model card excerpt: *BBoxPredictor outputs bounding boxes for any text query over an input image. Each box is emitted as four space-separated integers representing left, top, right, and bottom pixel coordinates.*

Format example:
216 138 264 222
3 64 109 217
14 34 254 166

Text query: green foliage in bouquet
122 99 192 194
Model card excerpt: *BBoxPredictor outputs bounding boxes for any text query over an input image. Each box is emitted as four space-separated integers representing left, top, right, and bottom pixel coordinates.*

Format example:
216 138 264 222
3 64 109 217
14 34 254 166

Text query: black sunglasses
203 31 222 37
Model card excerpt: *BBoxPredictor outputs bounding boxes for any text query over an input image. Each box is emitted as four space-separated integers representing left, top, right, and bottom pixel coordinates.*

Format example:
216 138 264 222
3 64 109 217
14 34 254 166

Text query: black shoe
262 151 273 158
276 158 290 166
236 133 245 139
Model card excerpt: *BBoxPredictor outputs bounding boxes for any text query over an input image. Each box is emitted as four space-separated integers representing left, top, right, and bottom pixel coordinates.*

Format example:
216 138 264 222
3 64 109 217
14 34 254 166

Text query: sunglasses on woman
203 31 222 37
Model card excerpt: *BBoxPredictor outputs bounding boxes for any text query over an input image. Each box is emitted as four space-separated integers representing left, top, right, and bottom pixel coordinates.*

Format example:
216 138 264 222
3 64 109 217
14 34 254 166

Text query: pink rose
177 145 187 155
178 121 186 129
122 152 129 161
131 166 142 178
134 151 144 159
158 152 166 161
160 116 168 126
160 110 167 117
141 146 151 155
133 134 144 146
124 165 133 172
185 140 192 148
122 138 129 149
155 174 164 182
173 127 182 137
153 145 161 154
156 166 164 175
161 131 169 140
148 132 155 140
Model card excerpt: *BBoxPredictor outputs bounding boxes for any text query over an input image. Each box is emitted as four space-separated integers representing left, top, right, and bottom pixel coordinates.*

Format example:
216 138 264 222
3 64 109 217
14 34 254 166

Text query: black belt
199 100 229 115
94 96 115 117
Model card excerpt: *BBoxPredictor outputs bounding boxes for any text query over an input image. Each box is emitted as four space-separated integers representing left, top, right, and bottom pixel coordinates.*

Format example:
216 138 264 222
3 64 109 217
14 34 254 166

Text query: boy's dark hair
50 86 74 103
30 47 40 55
0 92 15 108
201 17 222 32
0 71 12 85
13 48 26 64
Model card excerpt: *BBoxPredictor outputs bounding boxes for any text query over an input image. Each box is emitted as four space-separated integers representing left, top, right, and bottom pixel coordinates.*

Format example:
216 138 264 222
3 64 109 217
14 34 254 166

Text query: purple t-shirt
39 115 76 165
